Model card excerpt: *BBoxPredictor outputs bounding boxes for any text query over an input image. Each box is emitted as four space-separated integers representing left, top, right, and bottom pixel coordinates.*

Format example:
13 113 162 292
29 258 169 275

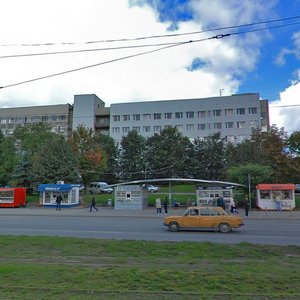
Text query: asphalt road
0 214 299 245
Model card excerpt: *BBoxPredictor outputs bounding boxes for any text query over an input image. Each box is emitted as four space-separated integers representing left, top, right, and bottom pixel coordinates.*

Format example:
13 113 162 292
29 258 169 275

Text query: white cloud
270 76 300 135
0 0 278 108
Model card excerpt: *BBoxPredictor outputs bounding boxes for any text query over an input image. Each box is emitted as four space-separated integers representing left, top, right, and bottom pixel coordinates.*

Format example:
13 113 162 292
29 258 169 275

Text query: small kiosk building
256 184 296 210
38 183 81 207
197 186 233 209
114 185 148 210
0 187 26 208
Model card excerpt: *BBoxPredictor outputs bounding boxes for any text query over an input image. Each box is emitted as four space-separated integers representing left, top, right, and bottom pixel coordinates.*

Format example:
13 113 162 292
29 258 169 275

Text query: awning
256 184 296 190
37 184 73 192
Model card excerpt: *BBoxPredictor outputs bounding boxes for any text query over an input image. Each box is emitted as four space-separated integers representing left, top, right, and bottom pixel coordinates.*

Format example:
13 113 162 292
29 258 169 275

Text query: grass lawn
0 236 299 299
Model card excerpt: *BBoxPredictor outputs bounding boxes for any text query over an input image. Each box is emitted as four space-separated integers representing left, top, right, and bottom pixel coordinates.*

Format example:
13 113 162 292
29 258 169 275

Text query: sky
0 0 299 134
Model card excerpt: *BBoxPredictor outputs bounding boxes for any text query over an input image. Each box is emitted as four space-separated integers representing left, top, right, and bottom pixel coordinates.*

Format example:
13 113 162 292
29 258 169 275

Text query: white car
147 185 160 193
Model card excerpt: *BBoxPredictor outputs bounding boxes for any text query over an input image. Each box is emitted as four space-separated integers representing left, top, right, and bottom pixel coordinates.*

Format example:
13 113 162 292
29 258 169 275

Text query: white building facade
109 93 269 143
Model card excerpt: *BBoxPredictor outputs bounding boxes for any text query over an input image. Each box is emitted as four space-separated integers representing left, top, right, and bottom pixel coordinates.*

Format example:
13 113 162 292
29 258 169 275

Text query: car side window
210 208 220 216
200 208 211 216
189 209 199 216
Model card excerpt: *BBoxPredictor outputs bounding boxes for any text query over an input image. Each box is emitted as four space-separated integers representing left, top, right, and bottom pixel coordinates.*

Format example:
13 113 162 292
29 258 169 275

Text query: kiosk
114 185 148 210
256 184 296 210
38 183 81 207
0 187 26 208
197 186 233 209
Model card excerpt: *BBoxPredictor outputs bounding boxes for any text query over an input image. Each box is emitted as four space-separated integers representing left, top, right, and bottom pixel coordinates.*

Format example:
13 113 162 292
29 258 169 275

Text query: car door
181 208 200 228
198 208 218 228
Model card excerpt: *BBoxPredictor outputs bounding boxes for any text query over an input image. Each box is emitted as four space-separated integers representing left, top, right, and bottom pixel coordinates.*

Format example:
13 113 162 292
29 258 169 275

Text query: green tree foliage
12 123 57 187
119 130 146 181
94 133 118 183
0 134 19 186
145 127 192 178
69 126 107 187
227 163 272 192
31 136 80 184
191 133 226 180
288 131 300 156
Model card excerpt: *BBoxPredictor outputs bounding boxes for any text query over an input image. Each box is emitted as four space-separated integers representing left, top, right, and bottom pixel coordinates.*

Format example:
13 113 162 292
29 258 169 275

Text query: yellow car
164 206 244 233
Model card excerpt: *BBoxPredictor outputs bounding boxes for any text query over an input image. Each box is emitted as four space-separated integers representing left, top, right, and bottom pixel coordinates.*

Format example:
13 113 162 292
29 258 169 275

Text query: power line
1 15 299 47
1 20 300 89
1 19 299 60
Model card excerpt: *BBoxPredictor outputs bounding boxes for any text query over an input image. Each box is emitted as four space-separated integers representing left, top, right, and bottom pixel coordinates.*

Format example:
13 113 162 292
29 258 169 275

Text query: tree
288 131 300 156
0 134 19 186
94 132 118 183
31 136 80 184
145 127 192 178
191 133 227 180
69 126 107 188
119 130 146 181
12 123 57 187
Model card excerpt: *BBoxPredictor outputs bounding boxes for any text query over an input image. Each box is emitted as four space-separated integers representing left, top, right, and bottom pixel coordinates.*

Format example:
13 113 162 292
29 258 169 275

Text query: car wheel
169 222 179 232
218 223 232 233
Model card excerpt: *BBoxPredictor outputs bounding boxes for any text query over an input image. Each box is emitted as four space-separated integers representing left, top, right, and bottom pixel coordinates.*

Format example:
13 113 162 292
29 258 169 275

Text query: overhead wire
0 15 300 47
0 18 300 89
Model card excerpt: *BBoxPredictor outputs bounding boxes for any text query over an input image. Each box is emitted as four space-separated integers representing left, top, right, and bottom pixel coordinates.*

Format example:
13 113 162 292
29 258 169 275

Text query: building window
123 114 130 121
113 115 120 122
214 123 222 130
225 109 233 116
122 127 130 134
143 126 151 132
175 125 183 132
143 114 151 120
132 126 140 132
186 124 194 131
198 124 205 130
213 109 221 117
198 111 206 118
225 122 234 129
236 108 245 115
164 112 172 119
133 114 140 121
248 107 258 114
249 120 258 128
186 111 194 118
112 127 120 134
154 113 161 120
153 126 161 133
42 116 49 122
175 112 183 119
237 121 246 128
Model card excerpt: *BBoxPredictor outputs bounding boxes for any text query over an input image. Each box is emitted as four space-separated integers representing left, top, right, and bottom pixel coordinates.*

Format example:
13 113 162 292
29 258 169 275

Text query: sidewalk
0 205 300 219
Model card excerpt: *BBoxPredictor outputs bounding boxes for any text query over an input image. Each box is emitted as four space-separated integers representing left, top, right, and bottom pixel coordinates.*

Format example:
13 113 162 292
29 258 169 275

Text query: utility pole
219 89 224 97
248 174 252 209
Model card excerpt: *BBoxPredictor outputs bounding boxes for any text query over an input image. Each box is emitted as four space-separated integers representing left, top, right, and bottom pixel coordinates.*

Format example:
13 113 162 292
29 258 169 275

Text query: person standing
56 193 63 211
155 197 162 215
163 196 168 214
244 196 250 217
90 193 99 212
274 193 282 211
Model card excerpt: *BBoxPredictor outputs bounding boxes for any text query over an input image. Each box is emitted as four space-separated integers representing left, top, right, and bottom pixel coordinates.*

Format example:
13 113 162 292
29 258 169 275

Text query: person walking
90 193 99 212
56 193 63 211
155 197 162 215
163 196 168 214
244 196 250 217
274 193 282 211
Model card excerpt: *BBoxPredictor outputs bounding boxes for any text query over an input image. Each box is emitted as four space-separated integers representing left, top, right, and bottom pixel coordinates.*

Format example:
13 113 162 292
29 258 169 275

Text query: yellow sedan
164 206 244 233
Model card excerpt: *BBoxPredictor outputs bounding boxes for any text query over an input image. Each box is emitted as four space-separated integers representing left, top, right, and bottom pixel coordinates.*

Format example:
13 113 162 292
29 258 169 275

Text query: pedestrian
186 198 191 207
163 196 168 214
90 193 99 212
155 197 162 215
56 193 63 211
230 197 235 213
217 196 225 211
244 196 250 217
274 192 282 211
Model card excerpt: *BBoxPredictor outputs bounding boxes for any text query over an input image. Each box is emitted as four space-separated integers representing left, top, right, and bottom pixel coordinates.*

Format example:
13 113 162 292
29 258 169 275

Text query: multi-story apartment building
0 104 73 138
0 93 269 144
72 94 110 135
109 93 269 143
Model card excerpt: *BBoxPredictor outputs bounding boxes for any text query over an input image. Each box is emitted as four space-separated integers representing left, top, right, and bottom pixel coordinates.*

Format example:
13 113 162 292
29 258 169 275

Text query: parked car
88 182 114 194
147 184 160 193
164 206 244 233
